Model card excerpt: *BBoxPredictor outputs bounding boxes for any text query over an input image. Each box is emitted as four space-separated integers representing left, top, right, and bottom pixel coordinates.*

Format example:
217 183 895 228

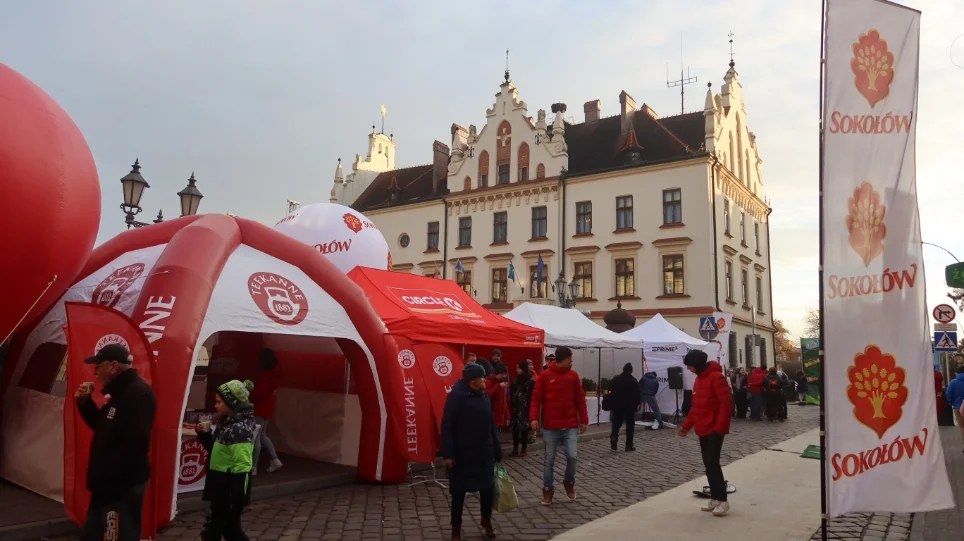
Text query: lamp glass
123 178 147 208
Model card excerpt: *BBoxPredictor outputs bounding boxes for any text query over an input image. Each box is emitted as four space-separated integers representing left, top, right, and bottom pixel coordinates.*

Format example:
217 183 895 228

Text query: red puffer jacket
748 367 766 394
486 375 509 428
529 364 589 430
682 361 733 437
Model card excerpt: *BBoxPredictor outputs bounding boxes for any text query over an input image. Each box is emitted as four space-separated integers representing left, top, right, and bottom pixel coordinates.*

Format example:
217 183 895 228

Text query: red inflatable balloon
0 63 101 343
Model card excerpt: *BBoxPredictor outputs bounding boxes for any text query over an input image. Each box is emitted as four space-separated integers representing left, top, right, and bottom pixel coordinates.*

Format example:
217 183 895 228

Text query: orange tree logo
850 29 894 108
846 345 907 439
846 182 887 266
343 213 363 233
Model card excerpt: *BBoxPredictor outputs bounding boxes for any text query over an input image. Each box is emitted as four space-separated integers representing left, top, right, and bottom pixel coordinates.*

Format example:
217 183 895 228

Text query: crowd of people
726 366 807 422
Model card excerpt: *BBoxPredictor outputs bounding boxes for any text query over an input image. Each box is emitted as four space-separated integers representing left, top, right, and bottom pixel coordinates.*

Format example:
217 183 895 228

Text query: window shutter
759 338 768 369
745 334 754 367
729 332 738 369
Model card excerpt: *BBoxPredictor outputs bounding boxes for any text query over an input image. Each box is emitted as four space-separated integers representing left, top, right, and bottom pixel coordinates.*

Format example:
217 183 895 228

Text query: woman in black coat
509 362 535 457
441 362 501 541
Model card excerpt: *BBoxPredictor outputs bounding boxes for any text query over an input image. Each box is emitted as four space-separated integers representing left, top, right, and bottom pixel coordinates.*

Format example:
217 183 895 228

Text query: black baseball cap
84 344 133 365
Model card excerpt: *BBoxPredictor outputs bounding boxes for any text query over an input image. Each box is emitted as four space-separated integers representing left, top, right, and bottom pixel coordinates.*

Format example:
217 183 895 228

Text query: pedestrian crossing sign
935 331 958 352
699 317 717 333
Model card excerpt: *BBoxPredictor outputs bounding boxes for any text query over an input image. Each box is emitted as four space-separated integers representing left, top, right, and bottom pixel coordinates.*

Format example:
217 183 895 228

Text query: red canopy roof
348 267 544 349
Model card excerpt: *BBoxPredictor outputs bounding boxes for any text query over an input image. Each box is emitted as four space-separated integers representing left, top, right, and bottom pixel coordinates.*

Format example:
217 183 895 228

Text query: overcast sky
2 0 961 339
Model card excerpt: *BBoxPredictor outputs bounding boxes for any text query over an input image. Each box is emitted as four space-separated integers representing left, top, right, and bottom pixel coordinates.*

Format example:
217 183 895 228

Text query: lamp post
177 172 204 217
555 271 580 308
120 160 204 228
120 159 150 228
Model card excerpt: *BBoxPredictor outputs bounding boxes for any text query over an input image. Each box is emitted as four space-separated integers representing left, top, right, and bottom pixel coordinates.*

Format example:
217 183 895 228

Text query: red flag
392 337 436 464
411 343 464 432
64 302 160 539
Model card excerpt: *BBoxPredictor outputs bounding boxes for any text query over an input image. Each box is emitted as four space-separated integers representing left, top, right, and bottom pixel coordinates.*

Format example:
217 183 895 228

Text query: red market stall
0 214 411 529
348 267 544 463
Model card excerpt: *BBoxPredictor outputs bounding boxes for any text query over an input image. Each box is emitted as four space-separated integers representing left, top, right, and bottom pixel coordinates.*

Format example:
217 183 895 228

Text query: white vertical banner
711 312 733 367
823 0 953 515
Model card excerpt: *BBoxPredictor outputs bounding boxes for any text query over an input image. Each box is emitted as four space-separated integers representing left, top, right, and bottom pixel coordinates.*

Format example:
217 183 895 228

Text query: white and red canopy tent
0 214 411 524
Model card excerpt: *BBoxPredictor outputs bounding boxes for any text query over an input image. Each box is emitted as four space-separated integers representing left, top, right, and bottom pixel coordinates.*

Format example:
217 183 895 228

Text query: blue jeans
542 428 578 490
642 395 663 427
253 417 278 467
750 393 764 420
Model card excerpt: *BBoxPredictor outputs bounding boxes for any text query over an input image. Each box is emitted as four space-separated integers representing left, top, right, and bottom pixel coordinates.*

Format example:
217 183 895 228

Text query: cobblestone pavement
910 425 964 541
146 407 818 541
810 513 913 541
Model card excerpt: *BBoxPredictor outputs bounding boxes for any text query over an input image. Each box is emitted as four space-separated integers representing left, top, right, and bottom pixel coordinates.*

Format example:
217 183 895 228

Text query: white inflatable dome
274 203 391 273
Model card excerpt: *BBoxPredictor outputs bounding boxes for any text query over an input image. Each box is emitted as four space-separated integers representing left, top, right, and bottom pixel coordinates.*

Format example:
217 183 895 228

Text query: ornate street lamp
177 172 204 217
555 272 581 308
120 158 150 228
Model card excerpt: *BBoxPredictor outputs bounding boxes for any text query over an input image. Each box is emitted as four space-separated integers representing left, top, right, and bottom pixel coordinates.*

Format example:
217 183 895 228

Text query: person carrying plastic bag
493 463 519 513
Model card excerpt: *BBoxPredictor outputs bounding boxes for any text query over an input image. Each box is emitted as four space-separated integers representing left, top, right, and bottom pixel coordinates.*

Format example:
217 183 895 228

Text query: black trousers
610 408 635 448
512 425 530 450
451 487 494 527
698 433 727 502
734 391 748 419
766 394 782 421
202 501 250 541
80 483 147 541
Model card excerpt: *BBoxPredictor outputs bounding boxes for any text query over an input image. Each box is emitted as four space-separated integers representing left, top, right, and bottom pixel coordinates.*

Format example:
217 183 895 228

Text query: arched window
518 142 530 182
536 163 546 179
464 176 471 191
729 137 735 173
478 150 490 188
496 121 512 184
736 116 744 180
745 151 752 188
378 143 382 154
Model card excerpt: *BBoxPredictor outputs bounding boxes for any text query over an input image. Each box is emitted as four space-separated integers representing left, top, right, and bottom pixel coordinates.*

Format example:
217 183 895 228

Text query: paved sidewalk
910 425 964 541
552 429 822 541
128 409 819 541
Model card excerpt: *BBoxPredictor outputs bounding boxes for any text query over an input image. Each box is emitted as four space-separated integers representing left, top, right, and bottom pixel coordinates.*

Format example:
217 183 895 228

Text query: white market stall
617 314 708 417
504 303 643 424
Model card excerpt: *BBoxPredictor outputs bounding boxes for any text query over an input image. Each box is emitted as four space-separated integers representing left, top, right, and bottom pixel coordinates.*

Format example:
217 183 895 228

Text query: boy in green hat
195 379 257 541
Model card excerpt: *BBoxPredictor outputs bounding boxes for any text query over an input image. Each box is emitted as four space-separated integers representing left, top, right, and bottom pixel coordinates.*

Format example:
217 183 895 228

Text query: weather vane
729 30 736 68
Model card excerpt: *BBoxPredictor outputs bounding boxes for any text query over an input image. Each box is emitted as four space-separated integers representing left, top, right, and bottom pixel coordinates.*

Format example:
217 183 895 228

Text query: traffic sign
933 304 956 324
699 316 718 339
935 331 958 352
934 323 957 333
946 262 964 288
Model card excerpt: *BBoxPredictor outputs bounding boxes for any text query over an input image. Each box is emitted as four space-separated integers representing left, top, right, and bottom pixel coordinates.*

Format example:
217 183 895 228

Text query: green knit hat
217 379 254 409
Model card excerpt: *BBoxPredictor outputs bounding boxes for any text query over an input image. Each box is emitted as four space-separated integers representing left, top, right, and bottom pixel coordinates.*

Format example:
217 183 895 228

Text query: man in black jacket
75 343 156 541
607 363 641 451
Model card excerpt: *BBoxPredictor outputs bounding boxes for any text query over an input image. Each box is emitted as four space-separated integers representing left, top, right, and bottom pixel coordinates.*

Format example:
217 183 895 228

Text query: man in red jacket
747 366 766 421
678 349 732 517
530 346 588 505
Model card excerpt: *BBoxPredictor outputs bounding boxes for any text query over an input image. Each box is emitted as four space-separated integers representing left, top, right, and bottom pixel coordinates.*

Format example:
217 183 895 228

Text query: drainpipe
559 168 568 295
442 197 449 279
765 207 775 363
710 156 721 311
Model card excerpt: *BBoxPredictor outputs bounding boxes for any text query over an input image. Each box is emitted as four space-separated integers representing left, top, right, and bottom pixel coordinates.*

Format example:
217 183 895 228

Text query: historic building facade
333 63 776 369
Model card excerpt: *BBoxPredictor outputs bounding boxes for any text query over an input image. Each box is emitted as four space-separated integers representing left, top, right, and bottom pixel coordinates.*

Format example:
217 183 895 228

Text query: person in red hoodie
678 349 733 517
248 348 283 475
747 366 766 421
530 346 589 505
486 363 510 430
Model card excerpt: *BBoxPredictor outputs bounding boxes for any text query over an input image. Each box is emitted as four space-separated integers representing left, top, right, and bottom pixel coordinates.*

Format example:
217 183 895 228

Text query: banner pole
818 0 829 538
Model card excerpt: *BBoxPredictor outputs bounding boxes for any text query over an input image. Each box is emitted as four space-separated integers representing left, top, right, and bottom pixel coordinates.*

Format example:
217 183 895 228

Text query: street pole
751 305 756 368
818 0 829 538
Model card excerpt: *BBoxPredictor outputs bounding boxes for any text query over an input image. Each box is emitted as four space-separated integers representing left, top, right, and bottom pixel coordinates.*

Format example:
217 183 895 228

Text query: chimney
640 103 658 119
619 90 636 134
432 140 450 194
583 100 601 123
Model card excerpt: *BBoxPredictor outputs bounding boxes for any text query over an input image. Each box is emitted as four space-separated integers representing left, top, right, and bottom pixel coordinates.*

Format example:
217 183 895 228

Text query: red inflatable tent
0 215 410 527
348 268 544 463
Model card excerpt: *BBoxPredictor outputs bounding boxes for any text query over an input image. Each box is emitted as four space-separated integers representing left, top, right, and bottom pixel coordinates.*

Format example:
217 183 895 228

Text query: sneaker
267 458 283 473
563 482 576 501
519 450 528 458
626 445 636 452
701 499 720 512
650 424 660 430
712 501 730 516
541 488 554 506
610 438 618 451
251 467 257 476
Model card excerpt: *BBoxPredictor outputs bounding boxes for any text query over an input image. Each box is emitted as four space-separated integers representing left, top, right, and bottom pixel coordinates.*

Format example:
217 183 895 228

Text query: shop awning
347 267 544 348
